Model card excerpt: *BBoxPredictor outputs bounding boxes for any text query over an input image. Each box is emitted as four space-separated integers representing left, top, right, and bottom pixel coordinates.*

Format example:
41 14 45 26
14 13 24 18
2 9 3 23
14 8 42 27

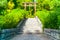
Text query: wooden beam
24 3 26 10
34 2 36 13
22 2 38 14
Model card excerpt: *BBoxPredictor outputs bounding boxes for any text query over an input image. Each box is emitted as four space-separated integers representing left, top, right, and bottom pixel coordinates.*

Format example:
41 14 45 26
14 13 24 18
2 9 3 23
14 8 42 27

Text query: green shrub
55 7 60 29
0 9 27 29
36 10 58 29
37 0 60 11
0 10 7 15
44 12 58 29
0 0 8 15
0 0 7 8
57 15 60 26
36 10 49 30
0 16 5 29
36 10 49 23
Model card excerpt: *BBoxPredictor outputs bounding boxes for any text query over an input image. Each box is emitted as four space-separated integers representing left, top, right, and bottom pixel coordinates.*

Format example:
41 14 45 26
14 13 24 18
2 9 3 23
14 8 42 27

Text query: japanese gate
22 2 38 13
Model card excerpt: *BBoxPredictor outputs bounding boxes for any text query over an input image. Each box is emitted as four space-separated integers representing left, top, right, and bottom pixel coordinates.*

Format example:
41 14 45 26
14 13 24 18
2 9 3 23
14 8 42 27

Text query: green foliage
57 15 60 26
7 0 15 9
0 0 60 30
36 10 59 29
54 7 60 29
0 0 7 15
36 10 49 23
0 9 27 29
0 9 7 15
36 0 60 29
37 0 60 10
0 0 7 8
0 16 5 29
44 12 58 29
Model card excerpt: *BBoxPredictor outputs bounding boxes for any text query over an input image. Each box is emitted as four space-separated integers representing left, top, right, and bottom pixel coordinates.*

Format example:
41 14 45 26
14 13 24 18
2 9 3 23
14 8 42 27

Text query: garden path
9 17 52 40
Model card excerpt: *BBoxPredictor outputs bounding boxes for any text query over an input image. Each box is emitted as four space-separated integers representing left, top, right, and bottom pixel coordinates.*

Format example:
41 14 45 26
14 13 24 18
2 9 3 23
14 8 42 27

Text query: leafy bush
36 10 49 23
36 3 60 29
0 0 7 8
57 15 60 27
0 0 8 15
37 0 60 10
0 10 7 15
8 0 15 9
44 12 58 29
54 7 60 29
0 9 28 29
36 10 59 29
0 16 5 29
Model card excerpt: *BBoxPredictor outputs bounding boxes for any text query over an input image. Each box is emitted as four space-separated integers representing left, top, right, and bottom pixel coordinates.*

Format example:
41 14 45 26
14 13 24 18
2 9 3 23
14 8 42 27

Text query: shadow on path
17 19 28 34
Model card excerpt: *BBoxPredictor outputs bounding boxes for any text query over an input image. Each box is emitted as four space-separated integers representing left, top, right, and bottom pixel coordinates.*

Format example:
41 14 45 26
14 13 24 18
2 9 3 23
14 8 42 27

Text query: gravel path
9 17 52 40
23 17 43 33
10 34 51 40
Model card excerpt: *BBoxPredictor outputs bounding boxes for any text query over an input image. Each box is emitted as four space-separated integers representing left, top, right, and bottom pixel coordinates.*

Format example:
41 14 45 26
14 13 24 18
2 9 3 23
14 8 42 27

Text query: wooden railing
44 28 60 40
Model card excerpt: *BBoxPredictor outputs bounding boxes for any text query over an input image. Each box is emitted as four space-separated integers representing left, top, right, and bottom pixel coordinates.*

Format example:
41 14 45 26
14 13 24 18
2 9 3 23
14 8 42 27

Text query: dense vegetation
0 9 28 29
0 0 29 29
36 0 60 29
0 0 60 29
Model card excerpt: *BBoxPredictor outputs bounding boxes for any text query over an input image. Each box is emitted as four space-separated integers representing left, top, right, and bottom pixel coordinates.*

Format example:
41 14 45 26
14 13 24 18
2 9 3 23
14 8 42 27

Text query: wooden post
29 3 31 14
24 3 26 10
34 2 36 14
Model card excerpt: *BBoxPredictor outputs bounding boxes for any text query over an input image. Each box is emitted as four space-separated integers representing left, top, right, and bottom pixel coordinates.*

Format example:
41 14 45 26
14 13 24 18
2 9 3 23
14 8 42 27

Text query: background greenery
36 0 60 29
0 0 60 29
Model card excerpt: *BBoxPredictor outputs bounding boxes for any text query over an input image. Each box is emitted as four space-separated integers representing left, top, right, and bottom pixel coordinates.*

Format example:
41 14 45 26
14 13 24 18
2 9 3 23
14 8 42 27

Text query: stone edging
0 19 25 40
44 28 60 40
